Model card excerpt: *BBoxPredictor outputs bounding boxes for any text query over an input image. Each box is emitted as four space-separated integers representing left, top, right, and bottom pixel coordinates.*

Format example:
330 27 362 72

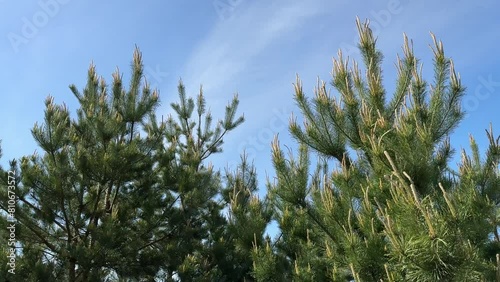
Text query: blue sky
1 0 499 236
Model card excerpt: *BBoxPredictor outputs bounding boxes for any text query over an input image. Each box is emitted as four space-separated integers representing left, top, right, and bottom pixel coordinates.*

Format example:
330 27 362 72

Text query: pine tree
253 18 500 281
0 48 249 281
219 156 273 281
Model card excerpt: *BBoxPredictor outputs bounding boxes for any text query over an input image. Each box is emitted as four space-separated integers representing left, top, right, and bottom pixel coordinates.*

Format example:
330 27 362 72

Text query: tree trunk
69 257 76 282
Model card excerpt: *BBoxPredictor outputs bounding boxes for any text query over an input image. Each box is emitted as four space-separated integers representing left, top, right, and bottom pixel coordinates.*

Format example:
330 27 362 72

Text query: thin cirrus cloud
0 0 498 181
181 0 333 99
176 0 340 171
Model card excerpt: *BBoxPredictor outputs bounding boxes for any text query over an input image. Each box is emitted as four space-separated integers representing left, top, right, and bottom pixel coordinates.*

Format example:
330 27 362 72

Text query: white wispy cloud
175 0 342 174
181 0 332 98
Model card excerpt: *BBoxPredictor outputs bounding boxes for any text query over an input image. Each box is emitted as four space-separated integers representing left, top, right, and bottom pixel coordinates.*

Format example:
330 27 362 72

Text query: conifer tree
0 48 250 281
253 18 500 281
175 155 273 281
219 156 273 281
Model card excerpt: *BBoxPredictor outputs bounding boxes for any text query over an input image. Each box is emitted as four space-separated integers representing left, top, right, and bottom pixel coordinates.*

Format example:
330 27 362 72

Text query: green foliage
0 47 262 281
253 18 500 281
1 17 499 282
